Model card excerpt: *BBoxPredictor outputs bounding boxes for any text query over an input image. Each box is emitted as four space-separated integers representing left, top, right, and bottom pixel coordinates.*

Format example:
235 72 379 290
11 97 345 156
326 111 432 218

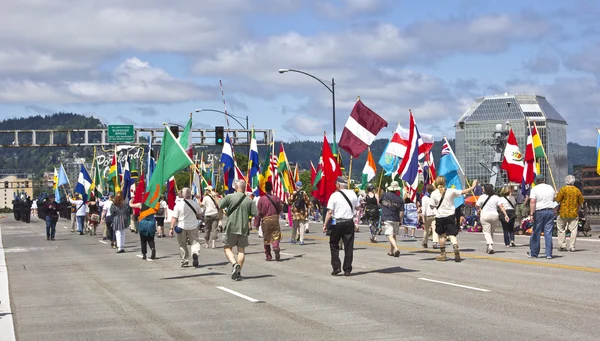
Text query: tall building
1 175 34 209
455 94 568 189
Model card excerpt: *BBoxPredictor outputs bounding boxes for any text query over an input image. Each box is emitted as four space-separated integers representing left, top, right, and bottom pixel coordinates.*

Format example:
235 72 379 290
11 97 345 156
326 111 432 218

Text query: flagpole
443 136 475 197
348 156 353 189
532 122 557 190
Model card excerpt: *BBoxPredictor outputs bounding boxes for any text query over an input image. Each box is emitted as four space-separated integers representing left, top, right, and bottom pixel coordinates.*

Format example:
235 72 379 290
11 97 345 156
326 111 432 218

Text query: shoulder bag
226 195 247 216
184 199 202 219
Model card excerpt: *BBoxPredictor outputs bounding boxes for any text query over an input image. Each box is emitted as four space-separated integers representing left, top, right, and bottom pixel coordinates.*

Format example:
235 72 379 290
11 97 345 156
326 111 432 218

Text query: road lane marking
282 233 600 274
279 252 294 256
216 286 263 303
418 278 490 292
98 240 108 244
0 226 17 341
63 226 68 229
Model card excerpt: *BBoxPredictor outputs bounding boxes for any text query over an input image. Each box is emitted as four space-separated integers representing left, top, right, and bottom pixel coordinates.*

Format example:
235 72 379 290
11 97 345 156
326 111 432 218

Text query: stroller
577 208 591 237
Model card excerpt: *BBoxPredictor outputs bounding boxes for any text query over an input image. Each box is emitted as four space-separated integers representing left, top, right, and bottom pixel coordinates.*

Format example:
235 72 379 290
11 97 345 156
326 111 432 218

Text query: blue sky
0 0 599 145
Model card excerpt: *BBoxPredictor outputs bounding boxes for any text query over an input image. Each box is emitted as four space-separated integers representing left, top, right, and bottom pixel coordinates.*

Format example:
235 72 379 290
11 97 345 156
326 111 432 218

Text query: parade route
2 216 600 341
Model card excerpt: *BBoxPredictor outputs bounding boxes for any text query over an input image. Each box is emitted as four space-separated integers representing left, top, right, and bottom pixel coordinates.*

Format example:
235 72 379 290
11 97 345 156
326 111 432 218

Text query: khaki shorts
382 221 400 236
223 234 249 248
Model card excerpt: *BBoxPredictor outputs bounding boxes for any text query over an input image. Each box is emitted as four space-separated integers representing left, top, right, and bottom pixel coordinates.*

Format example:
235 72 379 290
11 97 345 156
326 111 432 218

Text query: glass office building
455 94 568 189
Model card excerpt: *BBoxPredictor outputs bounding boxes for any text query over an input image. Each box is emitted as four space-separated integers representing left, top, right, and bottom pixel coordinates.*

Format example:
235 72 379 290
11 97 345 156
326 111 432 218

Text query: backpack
293 194 306 210
157 205 165 216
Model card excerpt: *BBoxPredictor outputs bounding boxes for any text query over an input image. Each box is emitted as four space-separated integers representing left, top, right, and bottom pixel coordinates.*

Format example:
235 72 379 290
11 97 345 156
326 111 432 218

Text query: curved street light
195 109 248 130
278 68 336 144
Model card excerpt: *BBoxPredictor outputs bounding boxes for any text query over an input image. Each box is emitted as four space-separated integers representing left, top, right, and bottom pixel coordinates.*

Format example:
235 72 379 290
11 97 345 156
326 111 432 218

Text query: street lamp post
196 109 250 155
278 68 336 147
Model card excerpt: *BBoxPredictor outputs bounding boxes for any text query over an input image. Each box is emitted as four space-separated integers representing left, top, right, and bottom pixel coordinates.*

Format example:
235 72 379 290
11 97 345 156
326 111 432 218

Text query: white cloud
283 116 327 136
0 58 212 104
317 0 392 19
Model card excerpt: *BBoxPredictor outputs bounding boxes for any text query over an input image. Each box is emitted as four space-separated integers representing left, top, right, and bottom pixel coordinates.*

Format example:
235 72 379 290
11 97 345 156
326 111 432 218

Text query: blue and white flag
398 112 423 187
121 157 135 200
220 133 236 193
74 165 92 202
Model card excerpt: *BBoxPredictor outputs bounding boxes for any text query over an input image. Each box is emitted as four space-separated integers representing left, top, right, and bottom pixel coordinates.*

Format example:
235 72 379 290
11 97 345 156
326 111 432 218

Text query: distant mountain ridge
0 113 595 177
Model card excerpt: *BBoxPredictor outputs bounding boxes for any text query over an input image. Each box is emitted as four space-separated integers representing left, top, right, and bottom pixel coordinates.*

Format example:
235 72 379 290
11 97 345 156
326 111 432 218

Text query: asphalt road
1 215 600 341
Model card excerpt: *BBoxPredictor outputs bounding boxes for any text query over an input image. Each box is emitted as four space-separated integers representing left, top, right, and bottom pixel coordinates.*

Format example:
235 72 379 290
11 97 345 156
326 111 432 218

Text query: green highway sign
107 125 135 143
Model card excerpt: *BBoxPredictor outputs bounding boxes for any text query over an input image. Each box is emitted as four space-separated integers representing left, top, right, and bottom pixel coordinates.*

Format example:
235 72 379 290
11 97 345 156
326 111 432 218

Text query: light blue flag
55 187 62 202
438 152 464 207
378 142 399 175
58 163 69 187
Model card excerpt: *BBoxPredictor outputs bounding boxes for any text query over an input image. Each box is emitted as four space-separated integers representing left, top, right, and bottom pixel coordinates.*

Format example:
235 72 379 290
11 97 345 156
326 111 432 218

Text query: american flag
270 154 285 201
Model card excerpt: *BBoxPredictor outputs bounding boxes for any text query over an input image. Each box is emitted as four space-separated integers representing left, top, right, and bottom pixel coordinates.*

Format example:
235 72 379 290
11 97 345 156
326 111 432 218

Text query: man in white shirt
201 186 221 249
322 176 358 277
527 174 557 259
100 193 115 248
68 193 87 235
170 188 203 267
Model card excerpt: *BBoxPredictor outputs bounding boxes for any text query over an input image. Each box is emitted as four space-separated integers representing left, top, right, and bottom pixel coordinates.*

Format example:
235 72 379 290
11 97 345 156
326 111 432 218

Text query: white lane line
0 226 17 341
279 252 294 256
216 286 263 303
98 240 108 244
63 226 68 229
418 278 490 292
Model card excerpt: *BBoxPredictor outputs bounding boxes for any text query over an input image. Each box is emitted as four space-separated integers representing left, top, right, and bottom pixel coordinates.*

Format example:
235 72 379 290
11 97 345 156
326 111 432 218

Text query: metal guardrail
0 128 273 147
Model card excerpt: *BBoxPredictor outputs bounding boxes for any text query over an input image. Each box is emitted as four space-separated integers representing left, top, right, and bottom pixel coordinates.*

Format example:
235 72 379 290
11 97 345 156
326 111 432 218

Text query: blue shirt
380 192 404 222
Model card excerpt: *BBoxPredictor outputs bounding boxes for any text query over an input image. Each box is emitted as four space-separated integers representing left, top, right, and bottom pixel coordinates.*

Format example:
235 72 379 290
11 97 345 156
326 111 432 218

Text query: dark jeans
45 216 57 239
329 220 355 273
76 215 85 233
139 234 155 255
106 222 116 242
501 212 516 246
530 209 555 258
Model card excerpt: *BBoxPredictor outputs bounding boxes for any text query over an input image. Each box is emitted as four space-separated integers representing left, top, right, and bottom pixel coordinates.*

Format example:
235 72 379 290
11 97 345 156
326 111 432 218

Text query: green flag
140 127 194 219
92 160 106 198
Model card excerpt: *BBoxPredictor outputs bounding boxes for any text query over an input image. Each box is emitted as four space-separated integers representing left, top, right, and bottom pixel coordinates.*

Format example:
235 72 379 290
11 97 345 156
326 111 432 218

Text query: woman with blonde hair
430 176 478 262
476 184 510 254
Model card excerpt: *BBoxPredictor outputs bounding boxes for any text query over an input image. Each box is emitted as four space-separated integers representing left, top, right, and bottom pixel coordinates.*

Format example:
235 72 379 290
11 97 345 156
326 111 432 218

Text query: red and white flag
338 99 388 158
386 124 434 159
501 128 524 183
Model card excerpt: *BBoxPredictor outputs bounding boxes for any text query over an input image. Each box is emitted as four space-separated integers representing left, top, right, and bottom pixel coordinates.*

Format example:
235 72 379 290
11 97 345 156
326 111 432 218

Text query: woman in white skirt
476 184 509 254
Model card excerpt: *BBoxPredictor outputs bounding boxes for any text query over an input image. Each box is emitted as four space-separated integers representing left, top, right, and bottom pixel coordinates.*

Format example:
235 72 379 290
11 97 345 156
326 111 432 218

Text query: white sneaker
211 240 216 249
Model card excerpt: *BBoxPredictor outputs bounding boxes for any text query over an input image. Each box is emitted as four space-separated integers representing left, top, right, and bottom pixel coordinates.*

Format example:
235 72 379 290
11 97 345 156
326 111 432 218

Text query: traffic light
215 126 224 146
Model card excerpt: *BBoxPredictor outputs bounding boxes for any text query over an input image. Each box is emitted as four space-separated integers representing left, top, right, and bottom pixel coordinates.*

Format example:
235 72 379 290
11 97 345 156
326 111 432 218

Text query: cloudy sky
1 0 599 145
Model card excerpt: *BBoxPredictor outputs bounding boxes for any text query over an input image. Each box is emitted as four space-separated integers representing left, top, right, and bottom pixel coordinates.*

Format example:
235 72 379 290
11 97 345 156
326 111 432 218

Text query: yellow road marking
280 232 600 274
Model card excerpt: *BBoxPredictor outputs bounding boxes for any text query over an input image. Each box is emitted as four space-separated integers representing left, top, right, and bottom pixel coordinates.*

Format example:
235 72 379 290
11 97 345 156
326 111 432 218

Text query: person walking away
380 181 404 257
255 181 283 261
68 193 87 235
87 194 101 236
476 184 509 254
100 193 116 248
43 195 60 241
431 176 478 262
201 186 220 249
322 176 358 276
129 199 156 260
219 180 258 280
515 187 529 226
110 194 130 253
170 188 203 267
527 174 556 259
68 195 77 233
31 199 38 217
421 185 439 249
364 185 380 243
555 175 584 252
288 182 310 245
312 197 321 222
403 195 418 239
498 186 517 247
154 196 167 238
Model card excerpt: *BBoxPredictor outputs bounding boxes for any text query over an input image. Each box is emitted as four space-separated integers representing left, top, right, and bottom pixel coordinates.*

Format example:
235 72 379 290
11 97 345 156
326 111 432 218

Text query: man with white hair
170 187 203 267
555 175 584 252
322 176 358 276
219 180 258 281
